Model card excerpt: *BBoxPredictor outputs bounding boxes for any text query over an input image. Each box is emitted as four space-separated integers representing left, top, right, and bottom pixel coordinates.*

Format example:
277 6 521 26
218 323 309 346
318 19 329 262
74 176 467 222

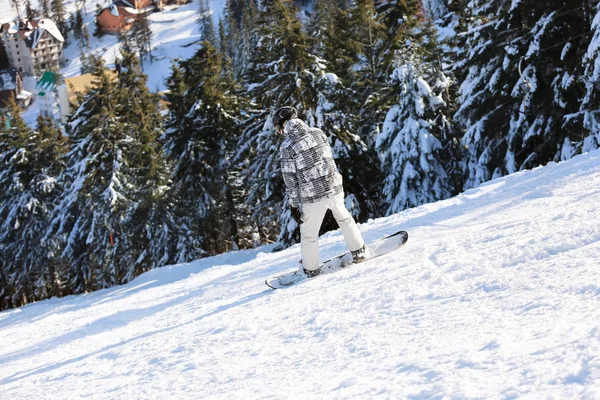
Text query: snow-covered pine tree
113 49 177 280
579 1 600 152
0 264 9 311
163 63 206 262
40 0 50 18
198 0 217 45
218 18 232 74
298 1 381 222
129 12 153 62
164 42 244 257
376 57 454 214
421 0 447 20
0 101 67 310
306 0 361 86
304 62 382 223
33 117 70 300
25 0 39 21
224 0 258 80
51 0 68 40
234 0 317 247
47 66 133 292
349 0 387 121
454 0 591 189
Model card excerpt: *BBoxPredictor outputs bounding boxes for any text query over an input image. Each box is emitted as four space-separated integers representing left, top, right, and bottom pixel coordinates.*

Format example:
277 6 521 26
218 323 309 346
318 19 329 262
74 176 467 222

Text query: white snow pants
300 192 365 271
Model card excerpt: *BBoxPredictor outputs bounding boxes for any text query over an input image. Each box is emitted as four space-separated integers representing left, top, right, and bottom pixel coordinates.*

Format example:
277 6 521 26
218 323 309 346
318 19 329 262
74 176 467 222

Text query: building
96 0 152 34
36 71 60 120
0 18 65 77
0 68 32 108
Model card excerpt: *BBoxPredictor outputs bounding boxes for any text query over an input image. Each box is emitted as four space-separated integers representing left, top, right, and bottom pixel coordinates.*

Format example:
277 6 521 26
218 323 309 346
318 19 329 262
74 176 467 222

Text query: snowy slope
1 151 600 399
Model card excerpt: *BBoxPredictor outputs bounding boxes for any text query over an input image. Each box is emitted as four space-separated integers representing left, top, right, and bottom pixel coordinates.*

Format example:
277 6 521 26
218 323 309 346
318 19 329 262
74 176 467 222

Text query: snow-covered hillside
1 0 226 92
1 0 225 125
1 150 600 399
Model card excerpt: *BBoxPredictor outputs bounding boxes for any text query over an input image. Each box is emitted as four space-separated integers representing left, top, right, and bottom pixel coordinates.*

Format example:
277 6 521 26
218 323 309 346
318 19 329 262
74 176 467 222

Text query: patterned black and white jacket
279 118 343 207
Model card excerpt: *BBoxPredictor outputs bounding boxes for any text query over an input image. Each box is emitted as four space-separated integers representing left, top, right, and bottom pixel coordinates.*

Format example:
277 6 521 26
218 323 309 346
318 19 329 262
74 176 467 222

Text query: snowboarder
274 106 367 277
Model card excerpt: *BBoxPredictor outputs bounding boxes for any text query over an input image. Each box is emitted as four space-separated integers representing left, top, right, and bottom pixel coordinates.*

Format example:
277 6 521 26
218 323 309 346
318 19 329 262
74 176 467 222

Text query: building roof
1 18 65 49
36 71 59 93
115 0 150 11
0 68 18 91
101 3 141 18
64 71 117 104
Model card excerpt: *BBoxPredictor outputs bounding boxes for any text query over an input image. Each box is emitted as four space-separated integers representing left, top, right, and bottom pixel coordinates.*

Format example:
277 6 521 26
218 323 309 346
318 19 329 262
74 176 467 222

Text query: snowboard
265 230 408 289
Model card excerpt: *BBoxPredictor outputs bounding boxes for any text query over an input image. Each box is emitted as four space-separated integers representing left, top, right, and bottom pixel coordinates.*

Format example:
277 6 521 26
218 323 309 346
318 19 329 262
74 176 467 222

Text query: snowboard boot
298 259 321 278
303 267 321 278
351 244 367 264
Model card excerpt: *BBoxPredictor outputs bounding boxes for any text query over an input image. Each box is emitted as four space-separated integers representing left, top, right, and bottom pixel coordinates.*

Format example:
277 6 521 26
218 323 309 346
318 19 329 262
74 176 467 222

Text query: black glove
290 205 302 225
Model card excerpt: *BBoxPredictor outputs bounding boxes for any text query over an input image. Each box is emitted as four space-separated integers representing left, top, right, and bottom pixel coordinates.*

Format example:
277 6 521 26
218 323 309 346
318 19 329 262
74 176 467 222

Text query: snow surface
1 150 600 398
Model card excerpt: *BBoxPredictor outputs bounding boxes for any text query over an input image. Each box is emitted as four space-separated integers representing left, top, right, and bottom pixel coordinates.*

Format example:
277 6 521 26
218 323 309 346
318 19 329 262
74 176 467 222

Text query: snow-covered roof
109 4 120 17
36 71 58 91
16 90 31 100
36 18 65 43
1 18 64 49
103 2 143 18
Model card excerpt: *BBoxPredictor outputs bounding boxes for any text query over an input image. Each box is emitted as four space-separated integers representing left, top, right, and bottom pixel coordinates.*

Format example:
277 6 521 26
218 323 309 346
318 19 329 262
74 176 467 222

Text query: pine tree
0 100 67 310
9 0 22 20
25 0 39 20
225 0 248 28
162 63 206 261
114 50 176 277
234 0 315 246
224 0 257 79
51 0 68 39
164 42 245 257
374 1 460 213
93 4 105 38
198 0 216 45
82 24 90 49
454 0 591 189
73 8 84 40
0 96 32 308
0 40 9 69
218 18 232 74
47 54 180 293
40 0 51 18
315 0 360 85
376 59 454 214
47 66 130 292
30 116 70 301
129 12 153 63
421 0 447 20
307 65 382 223
580 1 600 152
350 0 386 88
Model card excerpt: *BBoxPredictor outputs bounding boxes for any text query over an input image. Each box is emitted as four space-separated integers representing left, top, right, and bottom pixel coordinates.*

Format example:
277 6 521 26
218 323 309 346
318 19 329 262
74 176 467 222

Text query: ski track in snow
1 151 600 399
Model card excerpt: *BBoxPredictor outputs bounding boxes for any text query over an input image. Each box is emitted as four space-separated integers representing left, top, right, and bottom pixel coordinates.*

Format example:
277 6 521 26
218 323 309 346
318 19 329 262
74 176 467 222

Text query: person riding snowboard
274 106 367 277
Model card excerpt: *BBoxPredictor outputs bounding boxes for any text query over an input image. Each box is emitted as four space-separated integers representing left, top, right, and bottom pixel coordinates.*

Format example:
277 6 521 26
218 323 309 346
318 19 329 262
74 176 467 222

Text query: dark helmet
272 106 298 130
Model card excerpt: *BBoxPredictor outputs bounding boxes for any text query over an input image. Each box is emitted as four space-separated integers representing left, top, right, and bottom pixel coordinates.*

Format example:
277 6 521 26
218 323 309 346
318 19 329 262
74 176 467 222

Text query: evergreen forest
1 0 599 310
